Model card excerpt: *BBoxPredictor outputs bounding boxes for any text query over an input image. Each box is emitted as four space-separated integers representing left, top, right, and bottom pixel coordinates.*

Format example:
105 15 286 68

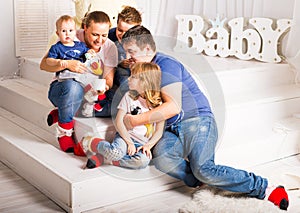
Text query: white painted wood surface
1 154 300 213
1 56 300 212
0 108 182 213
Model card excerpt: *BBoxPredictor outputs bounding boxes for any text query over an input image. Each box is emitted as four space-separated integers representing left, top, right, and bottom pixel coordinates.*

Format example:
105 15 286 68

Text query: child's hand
137 144 152 159
95 85 108 95
60 60 68 68
87 49 96 56
96 89 105 95
119 58 135 68
127 142 136 156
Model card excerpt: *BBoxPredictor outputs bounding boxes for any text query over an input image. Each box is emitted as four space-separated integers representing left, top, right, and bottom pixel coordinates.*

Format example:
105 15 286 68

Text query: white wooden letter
205 17 230 57
228 17 261 60
174 15 206 53
249 18 292 63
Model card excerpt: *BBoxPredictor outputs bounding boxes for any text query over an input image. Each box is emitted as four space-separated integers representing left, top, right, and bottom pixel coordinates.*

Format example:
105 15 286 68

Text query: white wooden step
204 56 294 95
0 77 53 135
0 78 116 144
1 76 299 155
217 115 300 169
21 56 294 95
0 107 182 213
20 57 53 87
219 84 300 144
216 130 300 169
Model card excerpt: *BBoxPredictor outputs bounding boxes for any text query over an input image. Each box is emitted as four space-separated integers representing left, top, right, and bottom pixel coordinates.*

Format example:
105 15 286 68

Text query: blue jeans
48 79 84 123
152 116 268 199
97 133 150 169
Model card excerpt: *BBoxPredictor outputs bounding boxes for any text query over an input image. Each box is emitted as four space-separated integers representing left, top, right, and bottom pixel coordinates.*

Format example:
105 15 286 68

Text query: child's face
57 20 76 45
128 74 143 94
116 20 138 42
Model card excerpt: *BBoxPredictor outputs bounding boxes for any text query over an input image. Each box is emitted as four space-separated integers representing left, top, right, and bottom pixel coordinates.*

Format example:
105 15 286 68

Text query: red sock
58 121 74 153
47 109 58 126
268 186 289 210
93 103 103 111
73 142 86 157
58 136 74 153
98 94 106 100
86 154 104 169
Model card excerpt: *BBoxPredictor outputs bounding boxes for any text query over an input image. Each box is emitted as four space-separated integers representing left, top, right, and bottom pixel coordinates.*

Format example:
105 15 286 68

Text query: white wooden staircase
0 55 300 212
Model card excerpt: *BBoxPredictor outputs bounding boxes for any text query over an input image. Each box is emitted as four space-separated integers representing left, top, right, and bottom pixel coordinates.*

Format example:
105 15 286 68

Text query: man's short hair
121 25 156 51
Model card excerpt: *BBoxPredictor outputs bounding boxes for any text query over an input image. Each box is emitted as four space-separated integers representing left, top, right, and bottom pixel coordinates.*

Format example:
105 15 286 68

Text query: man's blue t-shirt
152 52 213 127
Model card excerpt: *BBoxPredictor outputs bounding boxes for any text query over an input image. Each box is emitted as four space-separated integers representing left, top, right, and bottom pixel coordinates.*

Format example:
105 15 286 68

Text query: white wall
0 1 18 78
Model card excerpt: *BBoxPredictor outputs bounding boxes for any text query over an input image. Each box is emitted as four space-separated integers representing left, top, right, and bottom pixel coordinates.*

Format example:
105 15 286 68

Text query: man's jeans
153 116 268 199
48 79 84 123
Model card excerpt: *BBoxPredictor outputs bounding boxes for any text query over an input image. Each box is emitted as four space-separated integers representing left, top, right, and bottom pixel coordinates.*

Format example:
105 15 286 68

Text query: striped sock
86 154 104 169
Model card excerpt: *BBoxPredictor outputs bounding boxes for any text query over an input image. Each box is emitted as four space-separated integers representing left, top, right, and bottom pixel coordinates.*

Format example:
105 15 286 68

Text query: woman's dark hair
82 11 111 29
121 25 156 51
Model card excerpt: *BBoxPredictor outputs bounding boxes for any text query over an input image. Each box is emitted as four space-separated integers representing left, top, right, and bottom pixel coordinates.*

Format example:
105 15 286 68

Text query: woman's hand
59 60 68 68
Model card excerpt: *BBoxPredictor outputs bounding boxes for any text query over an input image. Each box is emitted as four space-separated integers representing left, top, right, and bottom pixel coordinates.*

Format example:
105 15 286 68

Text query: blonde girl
80 62 165 169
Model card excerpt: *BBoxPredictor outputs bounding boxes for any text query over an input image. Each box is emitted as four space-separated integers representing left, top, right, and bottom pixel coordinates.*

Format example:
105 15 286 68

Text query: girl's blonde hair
129 62 162 108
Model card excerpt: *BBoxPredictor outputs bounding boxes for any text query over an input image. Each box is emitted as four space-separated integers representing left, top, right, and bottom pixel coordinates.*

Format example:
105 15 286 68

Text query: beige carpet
179 186 283 213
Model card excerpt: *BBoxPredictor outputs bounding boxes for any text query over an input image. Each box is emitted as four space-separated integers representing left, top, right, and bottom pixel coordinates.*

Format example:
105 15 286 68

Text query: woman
40 11 118 156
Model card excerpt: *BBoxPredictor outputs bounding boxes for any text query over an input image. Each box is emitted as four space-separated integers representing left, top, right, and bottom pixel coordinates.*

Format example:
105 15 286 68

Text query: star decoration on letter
209 15 227 28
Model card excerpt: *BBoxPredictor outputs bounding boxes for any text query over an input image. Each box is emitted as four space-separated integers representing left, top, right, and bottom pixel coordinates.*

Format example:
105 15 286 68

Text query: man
120 25 289 210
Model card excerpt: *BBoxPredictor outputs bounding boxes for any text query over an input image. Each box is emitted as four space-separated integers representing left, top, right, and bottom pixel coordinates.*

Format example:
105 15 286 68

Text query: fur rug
179 186 283 213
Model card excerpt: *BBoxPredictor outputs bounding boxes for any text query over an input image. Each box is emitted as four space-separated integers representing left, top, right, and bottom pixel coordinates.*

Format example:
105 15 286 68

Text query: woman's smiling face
84 20 110 52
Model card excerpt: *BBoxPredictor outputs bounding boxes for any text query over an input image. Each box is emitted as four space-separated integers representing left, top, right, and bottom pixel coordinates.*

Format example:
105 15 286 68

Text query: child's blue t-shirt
48 41 89 80
48 41 89 62
152 52 213 127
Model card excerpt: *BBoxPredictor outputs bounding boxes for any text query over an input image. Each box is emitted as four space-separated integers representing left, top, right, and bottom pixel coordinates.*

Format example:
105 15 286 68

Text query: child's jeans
97 133 150 169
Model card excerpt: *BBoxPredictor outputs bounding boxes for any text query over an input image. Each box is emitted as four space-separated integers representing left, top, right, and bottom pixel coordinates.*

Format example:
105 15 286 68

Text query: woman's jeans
152 116 268 199
48 79 84 123
97 133 150 169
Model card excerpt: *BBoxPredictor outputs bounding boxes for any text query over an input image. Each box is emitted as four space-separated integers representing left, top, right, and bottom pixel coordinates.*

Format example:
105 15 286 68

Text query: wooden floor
0 162 64 212
0 161 194 213
1 156 300 213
